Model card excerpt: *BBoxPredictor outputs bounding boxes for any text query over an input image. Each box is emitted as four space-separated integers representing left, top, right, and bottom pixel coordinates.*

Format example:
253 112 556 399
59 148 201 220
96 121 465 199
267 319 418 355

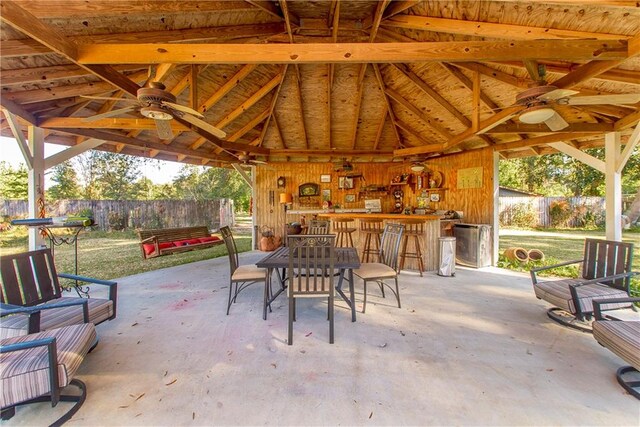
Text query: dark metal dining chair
353 223 404 313
287 234 336 345
221 226 269 315
305 219 330 235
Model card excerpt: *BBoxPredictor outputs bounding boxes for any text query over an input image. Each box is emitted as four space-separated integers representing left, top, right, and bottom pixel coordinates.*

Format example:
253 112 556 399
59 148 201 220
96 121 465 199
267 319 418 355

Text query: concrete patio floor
5 250 639 426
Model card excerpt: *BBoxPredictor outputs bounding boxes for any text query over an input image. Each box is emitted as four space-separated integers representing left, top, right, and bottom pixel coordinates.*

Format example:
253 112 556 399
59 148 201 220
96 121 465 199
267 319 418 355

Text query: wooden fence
499 196 605 228
1 199 235 231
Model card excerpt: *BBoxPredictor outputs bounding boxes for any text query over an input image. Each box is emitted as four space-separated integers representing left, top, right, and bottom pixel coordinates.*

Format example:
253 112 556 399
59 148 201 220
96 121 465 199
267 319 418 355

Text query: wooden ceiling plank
215 71 282 129
1 1 141 97
439 63 500 110
199 64 257 114
270 149 393 156
381 15 630 40
246 0 299 26
76 40 629 64
272 114 288 151
0 64 139 86
372 109 387 152
396 119 436 147
189 65 198 110
373 64 403 149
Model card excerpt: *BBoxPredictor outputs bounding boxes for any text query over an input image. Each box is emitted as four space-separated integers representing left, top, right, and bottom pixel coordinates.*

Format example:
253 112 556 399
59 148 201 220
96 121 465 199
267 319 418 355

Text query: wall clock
277 176 286 188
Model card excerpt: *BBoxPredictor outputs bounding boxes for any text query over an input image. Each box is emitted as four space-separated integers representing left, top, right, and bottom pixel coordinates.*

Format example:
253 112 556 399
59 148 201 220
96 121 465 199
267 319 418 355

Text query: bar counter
317 212 442 271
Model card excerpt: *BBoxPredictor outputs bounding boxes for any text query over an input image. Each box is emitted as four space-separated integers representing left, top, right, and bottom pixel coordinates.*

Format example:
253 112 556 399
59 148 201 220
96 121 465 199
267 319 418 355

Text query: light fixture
279 192 293 212
410 163 425 173
519 106 555 124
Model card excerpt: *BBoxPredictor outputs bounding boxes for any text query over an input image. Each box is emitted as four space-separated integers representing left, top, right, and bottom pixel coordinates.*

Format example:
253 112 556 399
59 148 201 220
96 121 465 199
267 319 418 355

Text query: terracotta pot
504 247 529 262
528 249 545 261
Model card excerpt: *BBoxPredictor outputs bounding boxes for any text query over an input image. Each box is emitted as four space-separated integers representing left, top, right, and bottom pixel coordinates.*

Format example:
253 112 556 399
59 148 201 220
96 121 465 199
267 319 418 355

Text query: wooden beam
226 109 270 143
215 71 283 129
614 109 640 131
350 64 368 149
44 138 104 169
381 15 630 40
472 71 481 132
488 123 615 133
246 0 300 25
385 87 452 140
0 23 287 58
3 110 33 169
453 62 529 88
550 141 606 173
0 98 37 124
493 132 596 152
197 65 255 114
372 64 402 148
382 1 421 19
0 64 141 86
257 65 288 146
38 117 190 132
76 40 629 64
293 69 309 150
53 128 237 162
396 119 440 148
368 0 390 43
278 0 296 43
617 125 640 172
439 63 500 110
269 149 394 157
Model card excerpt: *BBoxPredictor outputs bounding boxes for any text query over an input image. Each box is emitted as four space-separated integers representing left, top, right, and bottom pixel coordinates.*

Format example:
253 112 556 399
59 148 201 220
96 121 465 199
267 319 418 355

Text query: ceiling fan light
410 163 425 172
519 107 555 124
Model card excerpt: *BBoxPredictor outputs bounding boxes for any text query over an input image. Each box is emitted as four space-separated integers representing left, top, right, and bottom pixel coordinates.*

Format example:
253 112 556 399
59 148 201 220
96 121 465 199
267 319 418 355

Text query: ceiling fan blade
154 119 174 140
565 94 640 106
544 111 569 131
178 113 227 139
251 159 268 165
162 101 204 118
82 106 137 121
538 89 579 101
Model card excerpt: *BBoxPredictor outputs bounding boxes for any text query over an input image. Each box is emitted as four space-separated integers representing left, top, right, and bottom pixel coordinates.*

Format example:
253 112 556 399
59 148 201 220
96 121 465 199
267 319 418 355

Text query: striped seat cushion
0 297 113 339
0 323 96 408
533 279 628 314
593 320 640 371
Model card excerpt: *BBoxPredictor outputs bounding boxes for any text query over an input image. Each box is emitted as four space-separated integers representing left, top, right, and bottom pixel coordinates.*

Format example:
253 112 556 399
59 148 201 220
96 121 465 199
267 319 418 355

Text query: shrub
549 199 571 227
499 203 538 228
107 211 126 231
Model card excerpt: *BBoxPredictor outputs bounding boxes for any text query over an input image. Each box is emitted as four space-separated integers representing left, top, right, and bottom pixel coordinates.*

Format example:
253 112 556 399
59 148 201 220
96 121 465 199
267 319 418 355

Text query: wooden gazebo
1 1 638 255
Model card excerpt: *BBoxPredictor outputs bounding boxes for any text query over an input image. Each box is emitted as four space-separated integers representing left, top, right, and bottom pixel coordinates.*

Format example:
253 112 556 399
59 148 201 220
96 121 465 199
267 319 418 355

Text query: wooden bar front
318 213 441 271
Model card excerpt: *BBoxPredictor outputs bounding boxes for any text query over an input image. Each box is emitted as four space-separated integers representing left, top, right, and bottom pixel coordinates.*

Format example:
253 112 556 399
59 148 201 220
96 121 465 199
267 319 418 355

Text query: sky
0 136 184 184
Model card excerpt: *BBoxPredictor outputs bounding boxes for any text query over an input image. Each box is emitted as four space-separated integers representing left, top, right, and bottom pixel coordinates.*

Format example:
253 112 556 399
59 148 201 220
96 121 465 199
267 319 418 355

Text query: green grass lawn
498 228 640 294
0 227 252 281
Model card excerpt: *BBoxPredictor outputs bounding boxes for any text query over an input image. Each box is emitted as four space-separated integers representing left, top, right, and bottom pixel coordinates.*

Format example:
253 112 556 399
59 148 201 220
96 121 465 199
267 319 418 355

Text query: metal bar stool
359 218 383 262
332 217 357 248
397 219 425 276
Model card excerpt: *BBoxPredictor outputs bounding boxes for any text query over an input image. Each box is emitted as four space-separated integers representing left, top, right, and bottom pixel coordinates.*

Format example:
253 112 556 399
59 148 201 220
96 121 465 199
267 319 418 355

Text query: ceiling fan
81 82 227 140
235 152 269 166
511 84 640 131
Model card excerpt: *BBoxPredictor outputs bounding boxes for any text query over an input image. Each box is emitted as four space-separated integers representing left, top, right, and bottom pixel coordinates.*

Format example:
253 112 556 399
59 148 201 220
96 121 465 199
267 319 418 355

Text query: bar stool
332 217 356 248
359 218 383 262
397 219 425 276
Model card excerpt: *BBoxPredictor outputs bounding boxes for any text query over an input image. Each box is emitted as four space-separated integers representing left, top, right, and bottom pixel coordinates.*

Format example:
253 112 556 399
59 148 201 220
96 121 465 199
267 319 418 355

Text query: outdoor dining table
255 246 360 322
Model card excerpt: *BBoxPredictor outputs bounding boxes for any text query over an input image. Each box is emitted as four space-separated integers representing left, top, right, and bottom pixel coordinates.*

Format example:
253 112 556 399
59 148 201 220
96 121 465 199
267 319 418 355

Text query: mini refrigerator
453 223 492 268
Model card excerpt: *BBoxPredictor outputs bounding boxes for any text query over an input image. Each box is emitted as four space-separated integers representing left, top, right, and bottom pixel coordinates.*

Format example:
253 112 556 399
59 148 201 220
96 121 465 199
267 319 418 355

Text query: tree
48 160 80 200
0 161 28 199
75 151 146 200
172 165 251 211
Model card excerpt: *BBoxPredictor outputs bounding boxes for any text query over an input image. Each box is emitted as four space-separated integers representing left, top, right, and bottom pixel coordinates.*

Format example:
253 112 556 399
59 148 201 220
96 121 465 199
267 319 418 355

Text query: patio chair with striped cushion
530 238 637 332
592 298 640 400
0 249 117 340
1 315 97 425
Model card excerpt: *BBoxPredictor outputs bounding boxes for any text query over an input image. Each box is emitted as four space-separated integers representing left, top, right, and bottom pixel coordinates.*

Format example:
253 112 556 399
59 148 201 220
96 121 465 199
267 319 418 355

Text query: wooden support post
605 132 622 241
27 125 46 250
